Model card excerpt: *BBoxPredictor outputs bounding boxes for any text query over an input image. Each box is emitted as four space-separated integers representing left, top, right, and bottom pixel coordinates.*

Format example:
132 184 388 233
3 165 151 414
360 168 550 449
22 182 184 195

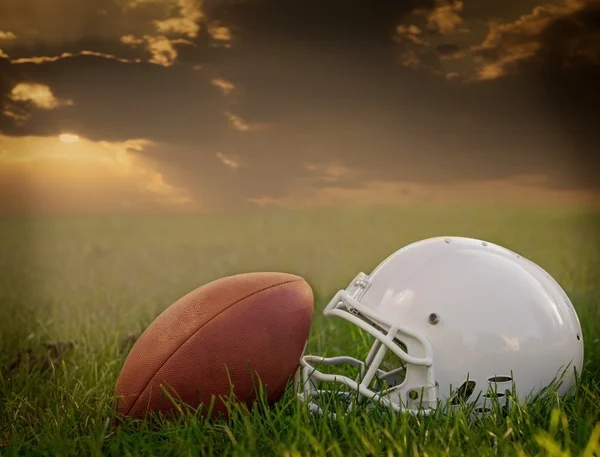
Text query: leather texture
115 272 314 419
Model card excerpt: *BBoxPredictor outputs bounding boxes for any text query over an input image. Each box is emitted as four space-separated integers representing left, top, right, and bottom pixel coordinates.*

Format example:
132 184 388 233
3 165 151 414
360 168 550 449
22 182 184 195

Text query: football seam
122 277 305 417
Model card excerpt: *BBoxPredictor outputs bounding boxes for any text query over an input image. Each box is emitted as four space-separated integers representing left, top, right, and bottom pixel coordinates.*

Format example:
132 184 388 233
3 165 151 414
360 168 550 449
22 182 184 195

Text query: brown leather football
114 272 314 420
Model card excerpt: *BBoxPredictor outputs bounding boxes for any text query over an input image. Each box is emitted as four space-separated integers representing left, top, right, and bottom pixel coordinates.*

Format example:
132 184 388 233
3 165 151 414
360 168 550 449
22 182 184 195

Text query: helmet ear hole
451 380 477 405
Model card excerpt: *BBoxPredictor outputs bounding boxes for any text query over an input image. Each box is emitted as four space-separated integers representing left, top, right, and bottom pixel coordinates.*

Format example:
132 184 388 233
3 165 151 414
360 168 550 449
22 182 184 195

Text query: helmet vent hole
577 334 581 341
450 380 476 405
487 376 512 383
475 407 492 414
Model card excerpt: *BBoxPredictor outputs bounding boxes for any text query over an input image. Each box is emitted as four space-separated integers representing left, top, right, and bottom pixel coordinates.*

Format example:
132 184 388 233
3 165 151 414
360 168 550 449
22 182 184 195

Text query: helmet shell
359 236 583 407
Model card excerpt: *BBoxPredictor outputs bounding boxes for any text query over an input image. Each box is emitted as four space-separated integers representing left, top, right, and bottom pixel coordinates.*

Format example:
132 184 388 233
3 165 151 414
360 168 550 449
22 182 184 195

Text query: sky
0 0 599 214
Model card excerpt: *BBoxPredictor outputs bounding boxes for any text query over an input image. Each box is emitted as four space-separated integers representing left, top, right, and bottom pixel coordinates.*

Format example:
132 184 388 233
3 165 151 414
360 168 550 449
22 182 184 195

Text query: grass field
1 205 599 456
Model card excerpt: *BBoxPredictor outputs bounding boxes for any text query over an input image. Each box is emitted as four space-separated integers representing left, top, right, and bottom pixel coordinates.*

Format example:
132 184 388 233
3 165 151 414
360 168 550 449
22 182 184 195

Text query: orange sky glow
0 132 597 215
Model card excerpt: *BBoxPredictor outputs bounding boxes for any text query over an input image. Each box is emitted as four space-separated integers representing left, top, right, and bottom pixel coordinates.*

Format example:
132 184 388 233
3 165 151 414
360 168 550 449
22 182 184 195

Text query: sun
59 133 80 144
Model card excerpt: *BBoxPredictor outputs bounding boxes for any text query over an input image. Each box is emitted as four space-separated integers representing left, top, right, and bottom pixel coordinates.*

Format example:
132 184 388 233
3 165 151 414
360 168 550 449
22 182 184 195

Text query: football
114 272 314 420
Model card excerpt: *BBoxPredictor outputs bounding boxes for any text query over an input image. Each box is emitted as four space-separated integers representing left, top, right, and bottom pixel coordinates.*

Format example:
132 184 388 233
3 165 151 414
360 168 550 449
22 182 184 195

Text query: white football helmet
295 236 584 416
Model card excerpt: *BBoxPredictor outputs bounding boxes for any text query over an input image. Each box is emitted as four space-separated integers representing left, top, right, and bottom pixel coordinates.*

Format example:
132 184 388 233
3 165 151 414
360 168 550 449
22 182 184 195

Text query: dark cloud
205 0 437 45
0 0 151 47
0 0 599 211
436 43 461 56
520 0 600 188
0 53 228 143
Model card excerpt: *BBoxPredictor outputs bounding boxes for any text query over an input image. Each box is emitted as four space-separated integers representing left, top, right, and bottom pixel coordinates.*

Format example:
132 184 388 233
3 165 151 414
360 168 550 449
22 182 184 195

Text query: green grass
1 205 599 456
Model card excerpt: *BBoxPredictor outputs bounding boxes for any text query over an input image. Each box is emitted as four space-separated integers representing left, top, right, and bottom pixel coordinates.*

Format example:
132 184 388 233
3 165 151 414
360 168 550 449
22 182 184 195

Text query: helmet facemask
295 272 439 417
